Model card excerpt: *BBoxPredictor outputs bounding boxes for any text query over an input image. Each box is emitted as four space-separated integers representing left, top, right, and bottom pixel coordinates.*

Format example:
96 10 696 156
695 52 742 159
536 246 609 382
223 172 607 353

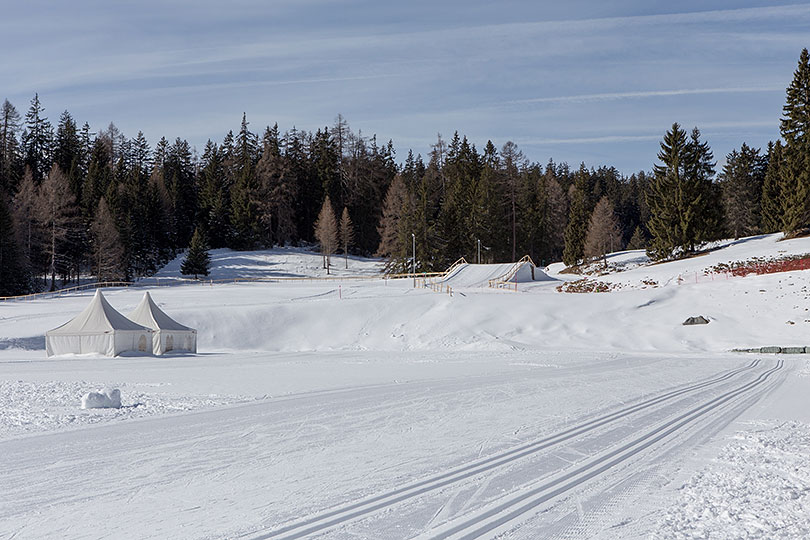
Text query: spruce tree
544 174 568 264
647 123 717 260
22 94 53 184
626 225 648 250
256 126 296 246
779 48 810 235
0 193 28 295
54 111 82 199
761 141 784 233
563 172 588 267
164 138 197 248
719 143 765 238
181 227 211 279
83 137 113 217
1 99 23 194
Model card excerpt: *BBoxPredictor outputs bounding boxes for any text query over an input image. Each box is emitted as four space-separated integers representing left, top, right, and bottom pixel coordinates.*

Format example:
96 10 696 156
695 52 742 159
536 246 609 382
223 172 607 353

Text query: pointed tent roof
47 290 152 335
128 292 194 332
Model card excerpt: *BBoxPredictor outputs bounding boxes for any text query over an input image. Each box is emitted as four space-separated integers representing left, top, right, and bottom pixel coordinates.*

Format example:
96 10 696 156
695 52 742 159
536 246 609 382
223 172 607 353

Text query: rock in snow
81 388 122 409
682 316 710 325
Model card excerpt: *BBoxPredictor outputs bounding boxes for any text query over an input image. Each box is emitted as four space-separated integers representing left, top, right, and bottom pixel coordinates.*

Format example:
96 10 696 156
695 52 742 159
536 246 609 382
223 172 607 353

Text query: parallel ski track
245 359 763 540
430 358 785 540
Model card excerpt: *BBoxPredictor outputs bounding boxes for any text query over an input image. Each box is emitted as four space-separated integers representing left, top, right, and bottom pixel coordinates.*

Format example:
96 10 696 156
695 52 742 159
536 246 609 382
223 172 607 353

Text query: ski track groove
242 359 763 540
430 358 784 540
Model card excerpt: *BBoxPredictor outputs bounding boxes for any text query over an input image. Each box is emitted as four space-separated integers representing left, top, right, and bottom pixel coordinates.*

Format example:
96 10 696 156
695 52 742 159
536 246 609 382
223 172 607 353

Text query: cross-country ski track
0 354 789 540
244 358 785 539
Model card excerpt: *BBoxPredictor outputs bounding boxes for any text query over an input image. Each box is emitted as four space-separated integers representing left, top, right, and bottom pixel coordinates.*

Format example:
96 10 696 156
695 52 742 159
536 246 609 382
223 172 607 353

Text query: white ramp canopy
46 290 153 357
128 292 197 355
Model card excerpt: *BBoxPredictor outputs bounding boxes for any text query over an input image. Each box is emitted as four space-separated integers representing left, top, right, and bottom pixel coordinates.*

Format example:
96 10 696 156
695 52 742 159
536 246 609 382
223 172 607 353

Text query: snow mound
81 388 122 409
656 420 810 539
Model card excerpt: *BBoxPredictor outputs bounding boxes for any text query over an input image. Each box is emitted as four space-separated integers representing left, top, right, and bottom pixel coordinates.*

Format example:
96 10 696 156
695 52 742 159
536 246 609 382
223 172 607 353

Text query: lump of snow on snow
81 388 122 409
656 420 810 539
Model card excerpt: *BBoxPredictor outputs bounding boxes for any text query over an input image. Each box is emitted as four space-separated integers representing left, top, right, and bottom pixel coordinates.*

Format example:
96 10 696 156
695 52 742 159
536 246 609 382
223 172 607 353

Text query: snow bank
0 380 250 439
81 388 121 409
656 421 810 539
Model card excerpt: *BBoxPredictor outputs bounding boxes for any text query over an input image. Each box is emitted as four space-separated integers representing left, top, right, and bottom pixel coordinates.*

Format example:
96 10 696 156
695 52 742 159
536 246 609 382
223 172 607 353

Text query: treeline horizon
1 48 809 296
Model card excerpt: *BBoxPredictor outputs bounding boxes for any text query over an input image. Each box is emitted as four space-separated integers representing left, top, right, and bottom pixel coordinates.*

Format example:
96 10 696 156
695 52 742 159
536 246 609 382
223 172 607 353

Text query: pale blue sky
3 1 808 173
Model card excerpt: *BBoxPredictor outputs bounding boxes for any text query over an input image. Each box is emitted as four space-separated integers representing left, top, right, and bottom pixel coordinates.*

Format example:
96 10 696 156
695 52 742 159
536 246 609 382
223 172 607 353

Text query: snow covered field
1 238 809 539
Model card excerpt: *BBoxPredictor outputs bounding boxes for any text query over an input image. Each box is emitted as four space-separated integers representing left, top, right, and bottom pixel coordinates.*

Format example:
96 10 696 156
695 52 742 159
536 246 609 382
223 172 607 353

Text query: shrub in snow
81 388 122 409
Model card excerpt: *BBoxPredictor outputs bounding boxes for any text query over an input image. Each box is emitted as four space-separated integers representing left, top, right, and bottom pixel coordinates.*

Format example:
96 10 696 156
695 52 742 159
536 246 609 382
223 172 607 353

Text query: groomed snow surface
1 238 809 539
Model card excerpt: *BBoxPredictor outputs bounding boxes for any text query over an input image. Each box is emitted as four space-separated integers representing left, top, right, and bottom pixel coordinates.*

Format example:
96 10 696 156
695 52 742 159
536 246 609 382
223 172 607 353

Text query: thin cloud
512 87 784 105
520 135 663 145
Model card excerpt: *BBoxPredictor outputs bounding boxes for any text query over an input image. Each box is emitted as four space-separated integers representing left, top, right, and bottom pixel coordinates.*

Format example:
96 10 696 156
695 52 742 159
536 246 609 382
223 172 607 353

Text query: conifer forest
1 48 809 297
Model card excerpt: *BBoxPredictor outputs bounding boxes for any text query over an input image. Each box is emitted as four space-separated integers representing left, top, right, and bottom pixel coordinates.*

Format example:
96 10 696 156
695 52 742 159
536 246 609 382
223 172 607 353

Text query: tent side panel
153 331 196 355
46 334 116 356
114 331 152 356
46 335 80 356
81 334 116 356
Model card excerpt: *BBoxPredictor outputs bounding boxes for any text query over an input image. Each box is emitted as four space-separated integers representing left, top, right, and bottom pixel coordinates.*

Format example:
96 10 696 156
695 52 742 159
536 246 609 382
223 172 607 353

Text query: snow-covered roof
46 290 151 336
128 292 195 332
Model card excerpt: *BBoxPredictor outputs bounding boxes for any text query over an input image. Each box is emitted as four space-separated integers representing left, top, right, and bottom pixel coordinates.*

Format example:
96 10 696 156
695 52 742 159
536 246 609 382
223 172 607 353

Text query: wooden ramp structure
420 256 553 292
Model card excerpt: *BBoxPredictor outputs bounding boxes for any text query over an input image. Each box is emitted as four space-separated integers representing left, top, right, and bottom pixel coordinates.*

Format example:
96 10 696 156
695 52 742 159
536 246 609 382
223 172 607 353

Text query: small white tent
46 290 153 357
128 292 197 355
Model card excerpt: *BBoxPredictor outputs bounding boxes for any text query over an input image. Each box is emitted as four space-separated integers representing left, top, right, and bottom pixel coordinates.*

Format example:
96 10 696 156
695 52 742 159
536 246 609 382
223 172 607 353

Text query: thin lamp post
477 239 481 264
412 233 416 287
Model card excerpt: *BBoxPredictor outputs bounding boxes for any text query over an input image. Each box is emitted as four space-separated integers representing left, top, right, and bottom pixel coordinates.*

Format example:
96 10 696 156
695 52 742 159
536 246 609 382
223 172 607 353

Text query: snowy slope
1 238 809 539
153 246 385 281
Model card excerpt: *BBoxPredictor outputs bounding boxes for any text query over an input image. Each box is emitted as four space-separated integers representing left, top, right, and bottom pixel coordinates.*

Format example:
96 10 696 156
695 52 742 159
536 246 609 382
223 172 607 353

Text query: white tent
128 292 197 355
46 290 153 357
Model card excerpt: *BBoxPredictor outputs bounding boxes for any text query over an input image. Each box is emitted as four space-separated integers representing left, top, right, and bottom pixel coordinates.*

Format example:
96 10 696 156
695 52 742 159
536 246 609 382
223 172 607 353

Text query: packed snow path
0 353 788 539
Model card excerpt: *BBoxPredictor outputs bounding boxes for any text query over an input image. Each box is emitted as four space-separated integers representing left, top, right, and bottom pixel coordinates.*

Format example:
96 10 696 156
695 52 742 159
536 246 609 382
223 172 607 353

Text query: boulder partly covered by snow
683 316 710 326
81 388 122 409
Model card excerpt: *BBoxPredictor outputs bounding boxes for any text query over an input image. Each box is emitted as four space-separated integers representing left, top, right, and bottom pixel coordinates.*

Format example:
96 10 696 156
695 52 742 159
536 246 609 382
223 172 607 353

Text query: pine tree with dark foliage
719 143 766 239
181 227 211 279
22 94 52 184
779 48 810 235
761 141 784 233
562 168 589 267
0 193 29 295
647 123 717 260
0 99 23 194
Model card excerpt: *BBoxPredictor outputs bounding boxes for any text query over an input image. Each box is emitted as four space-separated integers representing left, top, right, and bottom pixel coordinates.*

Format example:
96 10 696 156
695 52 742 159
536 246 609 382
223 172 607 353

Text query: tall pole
477 238 481 264
412 233 416 287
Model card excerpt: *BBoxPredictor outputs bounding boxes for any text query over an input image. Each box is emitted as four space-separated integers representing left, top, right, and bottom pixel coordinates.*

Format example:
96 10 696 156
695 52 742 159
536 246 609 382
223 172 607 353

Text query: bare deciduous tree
584 196 621 268
375 174 408 262
37 164 77 289
339 207 353 269
314 196 338 274
91 197 124 281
